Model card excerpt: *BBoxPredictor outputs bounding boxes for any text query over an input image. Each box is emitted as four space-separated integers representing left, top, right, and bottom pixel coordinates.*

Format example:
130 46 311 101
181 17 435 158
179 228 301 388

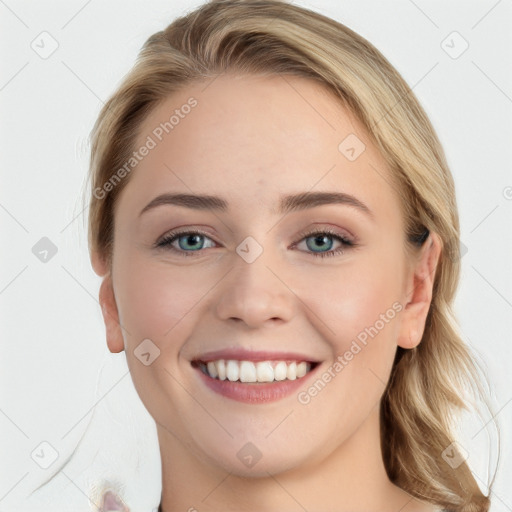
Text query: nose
214 243 295 329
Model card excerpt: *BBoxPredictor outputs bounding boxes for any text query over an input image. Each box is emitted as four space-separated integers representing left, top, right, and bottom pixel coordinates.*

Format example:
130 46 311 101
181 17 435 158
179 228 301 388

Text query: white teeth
207 361 218 379
226 360 239 381
239 361 257 383
273 361 287 381
296 361 307 378
217 359 226 380
256 362 274 382
286 361 297 380
200 359 313 383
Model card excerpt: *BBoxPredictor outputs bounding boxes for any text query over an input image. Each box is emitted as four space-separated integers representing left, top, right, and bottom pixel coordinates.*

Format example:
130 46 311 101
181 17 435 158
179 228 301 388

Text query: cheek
299 262 402 412
308 255 403 348
300 253 404 411
112 252 215 344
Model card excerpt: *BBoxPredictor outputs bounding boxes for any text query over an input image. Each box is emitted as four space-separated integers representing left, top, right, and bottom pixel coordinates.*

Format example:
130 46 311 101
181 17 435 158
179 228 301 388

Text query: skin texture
93 73 442 512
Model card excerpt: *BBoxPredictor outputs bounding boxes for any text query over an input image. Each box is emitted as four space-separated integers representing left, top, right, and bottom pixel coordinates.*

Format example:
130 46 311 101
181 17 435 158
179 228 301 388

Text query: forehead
119 73 400 224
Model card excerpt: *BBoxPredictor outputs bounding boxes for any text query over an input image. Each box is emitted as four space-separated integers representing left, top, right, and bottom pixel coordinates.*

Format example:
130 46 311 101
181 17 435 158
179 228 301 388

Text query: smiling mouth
191 359 319 383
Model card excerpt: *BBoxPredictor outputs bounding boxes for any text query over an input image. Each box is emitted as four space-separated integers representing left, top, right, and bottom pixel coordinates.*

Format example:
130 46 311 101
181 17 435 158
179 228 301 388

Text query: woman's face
96 73 436 477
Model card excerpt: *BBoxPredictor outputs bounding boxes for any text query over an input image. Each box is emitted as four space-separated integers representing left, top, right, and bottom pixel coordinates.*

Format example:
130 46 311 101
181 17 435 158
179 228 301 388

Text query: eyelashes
154 227 357 259
292 227 356 258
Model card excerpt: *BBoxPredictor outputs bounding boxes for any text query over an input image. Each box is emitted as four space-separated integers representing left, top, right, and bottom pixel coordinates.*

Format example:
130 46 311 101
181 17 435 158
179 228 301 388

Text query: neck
157 403 417 512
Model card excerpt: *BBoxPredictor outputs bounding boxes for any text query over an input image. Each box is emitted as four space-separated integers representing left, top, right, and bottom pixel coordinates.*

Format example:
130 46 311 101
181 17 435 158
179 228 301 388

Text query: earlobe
98 275 125 353
397 232 442 350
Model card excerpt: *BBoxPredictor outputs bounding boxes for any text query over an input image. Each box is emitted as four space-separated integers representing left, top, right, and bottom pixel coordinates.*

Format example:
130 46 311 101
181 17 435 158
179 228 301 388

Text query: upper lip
192 348 322 364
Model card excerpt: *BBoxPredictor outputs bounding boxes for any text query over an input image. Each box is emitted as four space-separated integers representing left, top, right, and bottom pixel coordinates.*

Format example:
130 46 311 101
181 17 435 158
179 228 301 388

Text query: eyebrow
139 191 374 219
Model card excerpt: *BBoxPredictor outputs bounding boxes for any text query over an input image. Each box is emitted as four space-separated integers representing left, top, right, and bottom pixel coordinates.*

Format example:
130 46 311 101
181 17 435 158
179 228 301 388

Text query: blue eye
155 228 356 258
155 230 216 256
294 228 355 258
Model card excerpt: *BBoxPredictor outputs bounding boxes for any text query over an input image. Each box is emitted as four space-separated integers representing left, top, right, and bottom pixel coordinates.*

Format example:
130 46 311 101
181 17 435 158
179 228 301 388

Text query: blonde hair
86 1 498 509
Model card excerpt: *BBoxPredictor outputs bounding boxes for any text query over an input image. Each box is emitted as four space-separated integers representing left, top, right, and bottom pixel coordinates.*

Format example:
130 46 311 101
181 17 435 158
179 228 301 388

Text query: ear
91 250 125 354
397 231 442 349
98 275 125 353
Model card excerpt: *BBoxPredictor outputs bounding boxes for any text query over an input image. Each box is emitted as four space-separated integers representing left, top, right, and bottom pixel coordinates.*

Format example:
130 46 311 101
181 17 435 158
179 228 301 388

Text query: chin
204 447 304 478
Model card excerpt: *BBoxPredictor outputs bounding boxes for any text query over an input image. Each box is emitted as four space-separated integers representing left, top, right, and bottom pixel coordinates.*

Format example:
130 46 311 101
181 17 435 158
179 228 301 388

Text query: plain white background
1 1 511 511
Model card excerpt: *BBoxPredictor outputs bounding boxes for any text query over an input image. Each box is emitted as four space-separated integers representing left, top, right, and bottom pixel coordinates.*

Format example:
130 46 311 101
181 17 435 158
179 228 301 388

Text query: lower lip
193 363 320 404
